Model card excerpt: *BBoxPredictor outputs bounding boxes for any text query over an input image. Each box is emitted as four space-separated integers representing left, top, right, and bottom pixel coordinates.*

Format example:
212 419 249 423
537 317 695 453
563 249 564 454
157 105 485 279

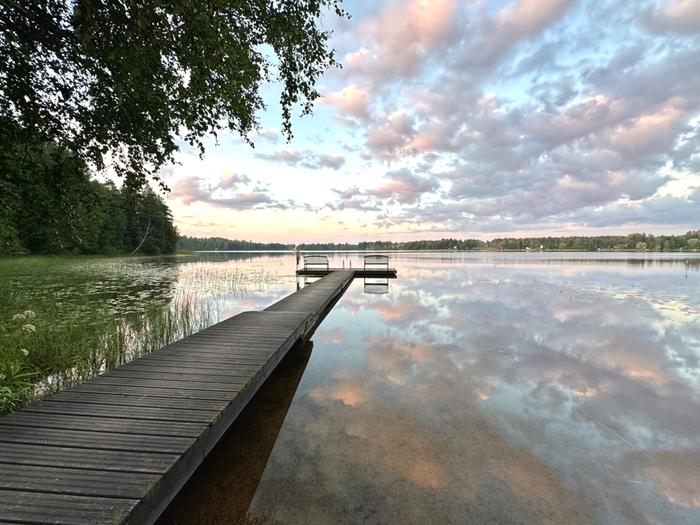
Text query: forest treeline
0 120 177 256
178 232 700 252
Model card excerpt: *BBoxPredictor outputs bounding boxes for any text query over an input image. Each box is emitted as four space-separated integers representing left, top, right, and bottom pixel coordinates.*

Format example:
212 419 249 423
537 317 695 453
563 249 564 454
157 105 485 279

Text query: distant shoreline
178 231 700 253
190 248 700 254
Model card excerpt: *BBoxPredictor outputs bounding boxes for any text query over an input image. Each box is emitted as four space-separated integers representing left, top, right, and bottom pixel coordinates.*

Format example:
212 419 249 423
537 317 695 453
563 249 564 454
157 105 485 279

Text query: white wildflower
20 348 29 356
22 310 36 320
21 324 36 333
12 313 25 322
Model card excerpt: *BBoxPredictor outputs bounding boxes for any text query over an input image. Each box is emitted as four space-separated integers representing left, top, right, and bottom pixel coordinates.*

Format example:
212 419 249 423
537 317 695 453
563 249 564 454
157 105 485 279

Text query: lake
2 251 700 523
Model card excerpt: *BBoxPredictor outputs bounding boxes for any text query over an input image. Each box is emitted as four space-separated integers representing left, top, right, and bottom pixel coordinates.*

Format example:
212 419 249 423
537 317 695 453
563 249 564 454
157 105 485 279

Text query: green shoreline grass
0 253 287 415
0 255 223 414
1 297 217 414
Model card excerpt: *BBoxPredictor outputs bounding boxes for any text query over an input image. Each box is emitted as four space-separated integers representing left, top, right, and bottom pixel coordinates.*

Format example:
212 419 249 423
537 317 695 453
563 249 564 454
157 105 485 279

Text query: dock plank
0 490 138 525
0 464 158 499
0 442 178 473
0 426 192 454
123 363 262 375
46 391 230 411
130 357 263 371
64 383 236 402
0 412 206 437
22 400 219 423
81 375 246 392
101 370 254 386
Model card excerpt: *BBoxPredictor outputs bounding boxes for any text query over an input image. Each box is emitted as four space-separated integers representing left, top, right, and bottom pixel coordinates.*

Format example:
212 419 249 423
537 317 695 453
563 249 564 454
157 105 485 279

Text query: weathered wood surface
0 271 355 525
296 267 397 278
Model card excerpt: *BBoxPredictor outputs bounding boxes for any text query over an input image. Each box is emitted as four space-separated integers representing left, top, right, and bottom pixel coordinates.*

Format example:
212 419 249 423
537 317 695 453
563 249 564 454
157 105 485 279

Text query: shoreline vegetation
0 255 284 415
1 120 177 257
0 253 232 415
178 231 700 253
0 298 216 415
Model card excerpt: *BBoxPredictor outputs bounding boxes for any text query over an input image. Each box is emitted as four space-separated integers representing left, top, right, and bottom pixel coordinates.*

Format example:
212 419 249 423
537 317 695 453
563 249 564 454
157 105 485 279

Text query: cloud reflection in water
242 254 700 524
148 253 695 524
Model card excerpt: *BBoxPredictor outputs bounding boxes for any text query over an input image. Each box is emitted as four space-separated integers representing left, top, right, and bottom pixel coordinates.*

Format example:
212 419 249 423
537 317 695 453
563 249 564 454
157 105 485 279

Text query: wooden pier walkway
296 267 397 278
0 270 360 525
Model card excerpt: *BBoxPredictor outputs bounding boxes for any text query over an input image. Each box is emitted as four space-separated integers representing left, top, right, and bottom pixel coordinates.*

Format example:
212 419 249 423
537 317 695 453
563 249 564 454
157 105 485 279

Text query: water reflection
297 275 321 289
162 253 700 524
157 340 314 525
364 277 390 294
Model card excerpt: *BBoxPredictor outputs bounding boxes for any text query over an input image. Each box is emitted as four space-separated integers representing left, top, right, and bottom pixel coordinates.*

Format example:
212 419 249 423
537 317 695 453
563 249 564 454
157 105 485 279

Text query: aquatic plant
0 253 293 414
0 362 37 414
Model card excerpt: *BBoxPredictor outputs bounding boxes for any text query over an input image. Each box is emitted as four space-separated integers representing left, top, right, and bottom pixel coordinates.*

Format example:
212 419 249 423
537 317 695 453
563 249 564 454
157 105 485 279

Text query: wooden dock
0 270 358 525
296 267 397 278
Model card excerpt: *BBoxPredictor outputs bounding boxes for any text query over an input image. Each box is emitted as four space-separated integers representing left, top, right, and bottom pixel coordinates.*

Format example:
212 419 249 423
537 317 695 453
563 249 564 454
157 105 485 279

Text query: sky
163 0 700 243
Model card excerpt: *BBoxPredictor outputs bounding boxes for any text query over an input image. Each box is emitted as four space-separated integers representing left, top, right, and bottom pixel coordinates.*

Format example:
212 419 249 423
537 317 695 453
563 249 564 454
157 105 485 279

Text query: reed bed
0 254 290 415
0 298 219 414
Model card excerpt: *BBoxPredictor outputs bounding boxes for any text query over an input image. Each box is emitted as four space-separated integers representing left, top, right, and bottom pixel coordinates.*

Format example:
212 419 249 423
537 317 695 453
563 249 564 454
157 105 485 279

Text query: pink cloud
462 0 577 68
345 0 459 81
256 149 301 165
171 176 209 205
324 84 373 121
645 0 700 34
320 1 699 233
170 175 283 210
218 172 250 189
495 0 576 39
310 379 366 407
255 149 346 170
366 110 415 159
607 106 684 157
373 170 439 204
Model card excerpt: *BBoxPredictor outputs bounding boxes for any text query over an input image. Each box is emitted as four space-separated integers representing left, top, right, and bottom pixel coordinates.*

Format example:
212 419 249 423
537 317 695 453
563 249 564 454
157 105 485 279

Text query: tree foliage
484 233 700 252
177 236 289 251
0 120 177 255
0 0 345 188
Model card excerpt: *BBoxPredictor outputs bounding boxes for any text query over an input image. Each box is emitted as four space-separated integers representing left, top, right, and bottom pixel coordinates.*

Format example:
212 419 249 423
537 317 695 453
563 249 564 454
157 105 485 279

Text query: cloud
366 110 416 159
459 0 577 71
218 173 251 189
170 176 209 205
301 154 346 170
174 0 700 236
671 123 700 170
643 0 700 34
372 169 439 204
255 149 346 170
207 192 277 209
343 0 460 82
605 106 685 159
328 169 437 210
255 149 302 165
329 185 379 211
171 175 287 210
323 84 373 122
567 187 700 227
342 15 700 227
494 0 575 44
371 181 698 233
250 128 281 143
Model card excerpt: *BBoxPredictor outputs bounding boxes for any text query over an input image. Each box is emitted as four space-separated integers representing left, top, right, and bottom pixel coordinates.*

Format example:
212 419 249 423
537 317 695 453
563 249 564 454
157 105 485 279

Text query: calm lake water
157 251 699 525
3 251 700 523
